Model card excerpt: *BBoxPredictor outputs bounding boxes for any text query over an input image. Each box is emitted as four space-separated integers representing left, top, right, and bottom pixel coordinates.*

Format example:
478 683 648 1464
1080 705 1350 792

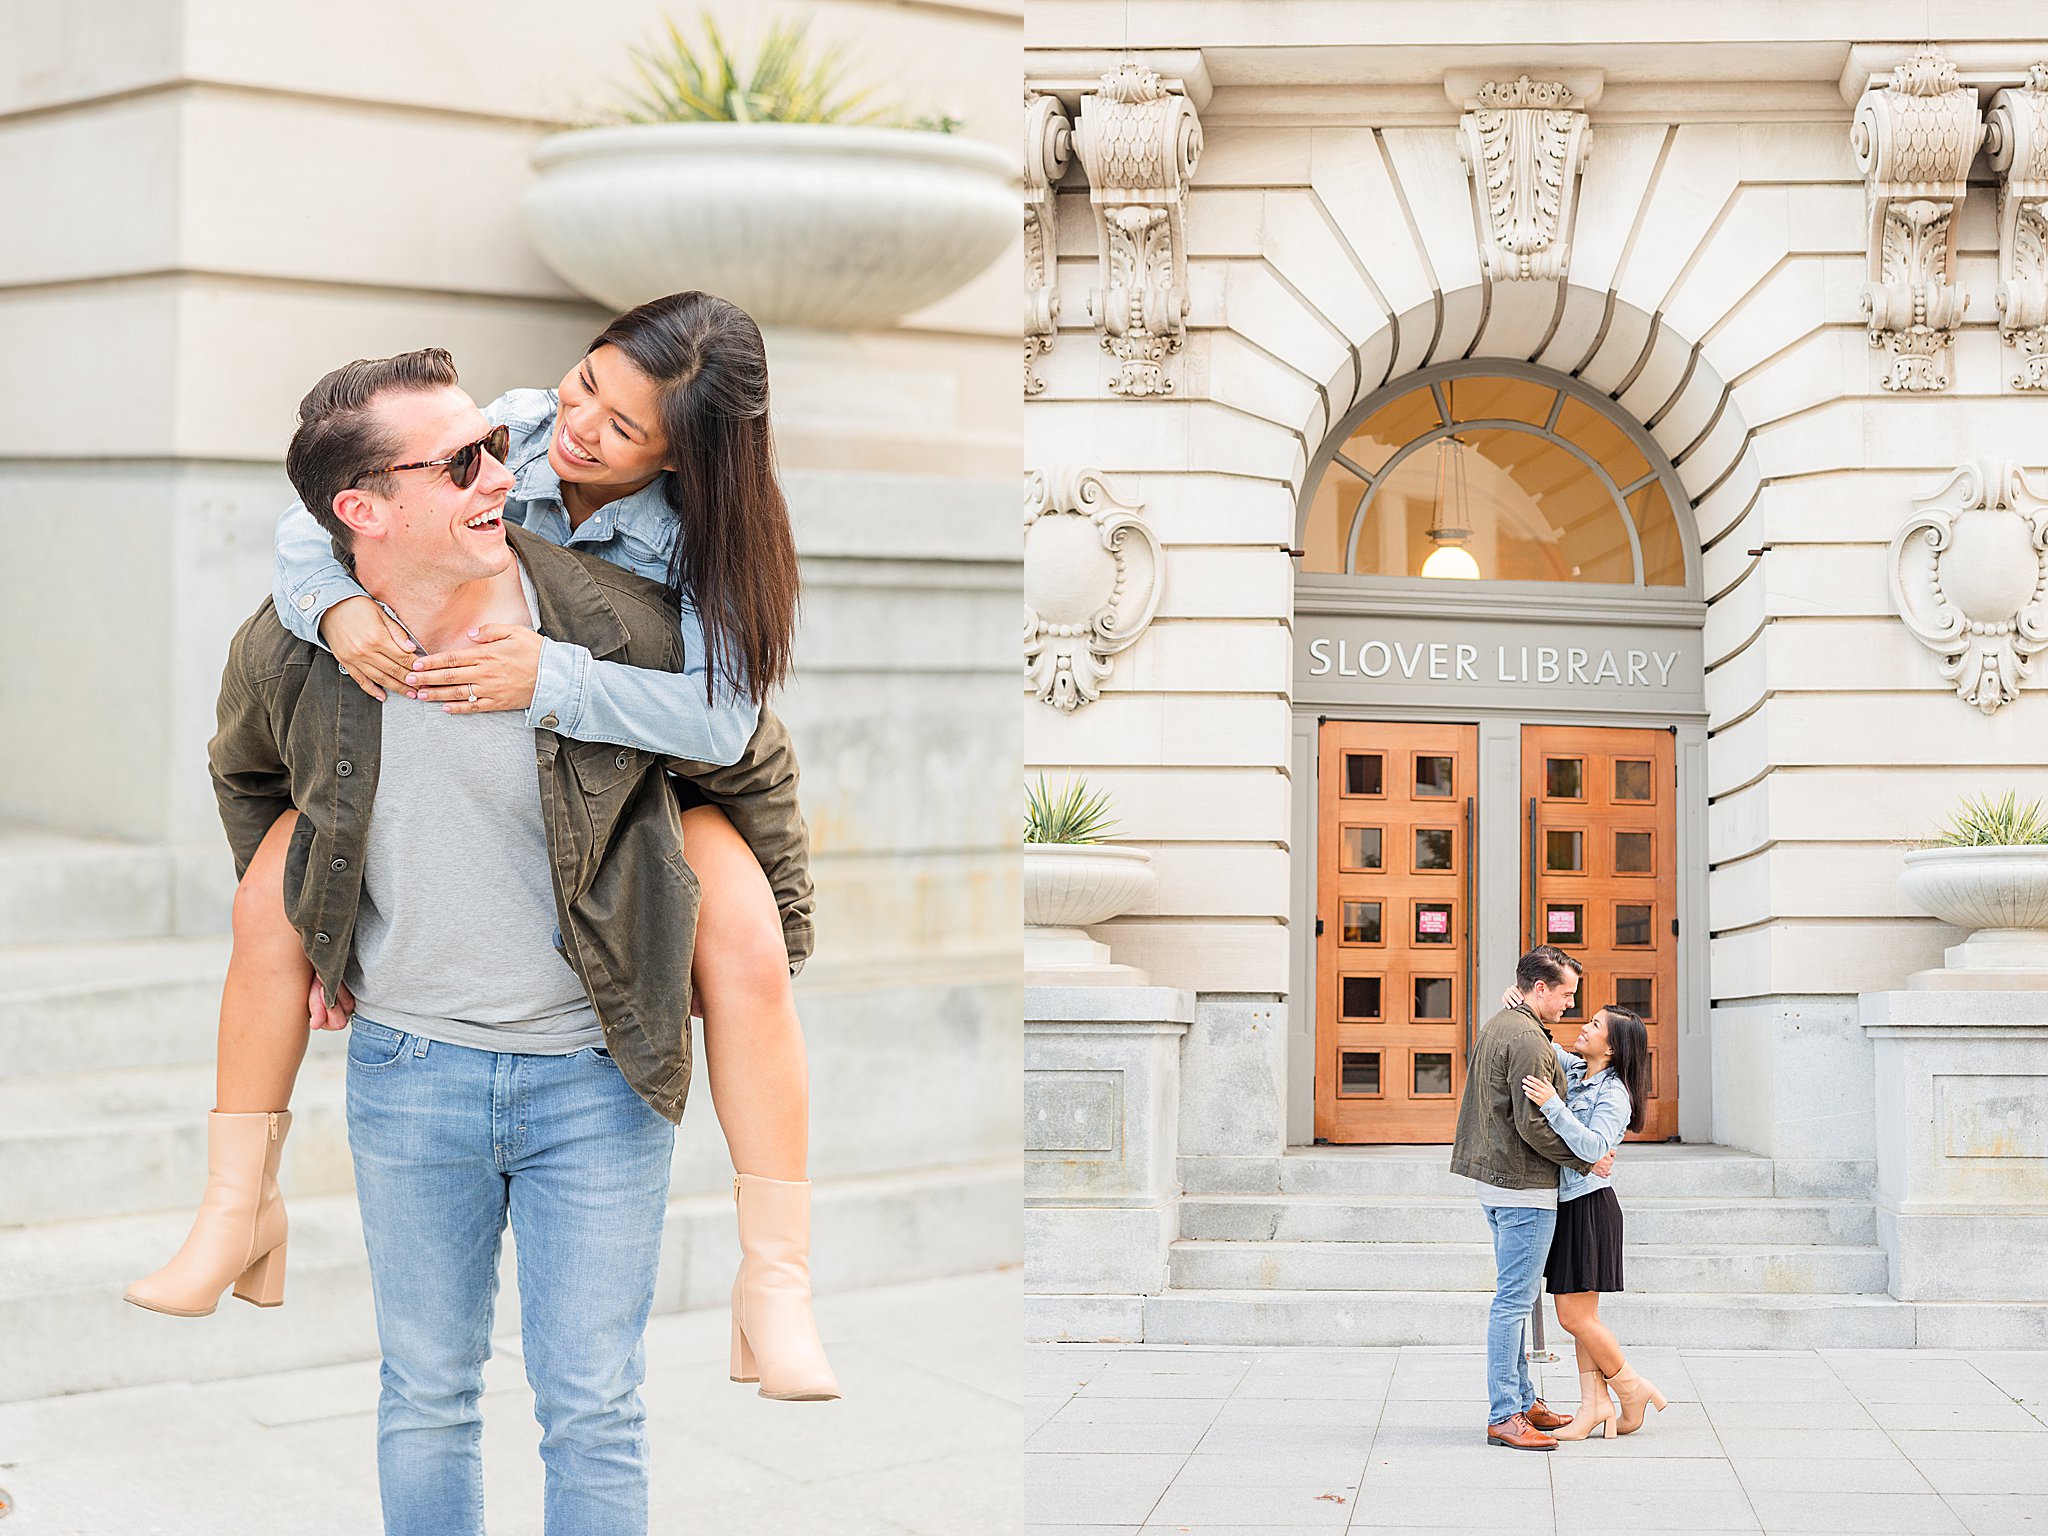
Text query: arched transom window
1299 371 1691 588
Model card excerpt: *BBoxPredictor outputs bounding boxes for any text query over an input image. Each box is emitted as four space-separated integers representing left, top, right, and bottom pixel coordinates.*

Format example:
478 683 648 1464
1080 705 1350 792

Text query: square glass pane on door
1344 754 1384 796
1413 828 1454 871
1545 758 1584 799
1613 759 1653 801
1614 976 1653 1020
1614 831 1654 874
1341 900 1382 945
1413 1052 1453 1096
1614 904 1653 947
1413 902 1454 945
1545 904 1584 946
1545 829 1584 872
1340 1050 1381 1096
1412 976 1454 1020
1414 755 1455 797
1341 975 1383 1019
1341 826 1383 870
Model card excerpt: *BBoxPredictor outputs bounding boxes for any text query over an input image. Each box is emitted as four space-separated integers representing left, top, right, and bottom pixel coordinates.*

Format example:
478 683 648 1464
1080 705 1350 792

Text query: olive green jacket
207 524 814 1124
1448 1003 1593 1189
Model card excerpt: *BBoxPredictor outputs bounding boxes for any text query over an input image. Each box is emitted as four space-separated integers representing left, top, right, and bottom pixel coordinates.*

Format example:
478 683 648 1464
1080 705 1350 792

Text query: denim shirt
271 388 759 765
1541 1042 1632 1203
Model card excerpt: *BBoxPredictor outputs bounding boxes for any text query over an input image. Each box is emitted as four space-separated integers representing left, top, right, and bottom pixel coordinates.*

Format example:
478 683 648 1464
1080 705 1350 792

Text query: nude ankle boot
729 1173 841 1401
125 1110 291 1316
1608 1359 1668 1434
1550 1366 1617 1440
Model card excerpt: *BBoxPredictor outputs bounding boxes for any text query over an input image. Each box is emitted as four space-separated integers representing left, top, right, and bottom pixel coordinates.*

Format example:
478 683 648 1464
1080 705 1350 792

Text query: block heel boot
125 1110 291 1316
729 1173 841 1401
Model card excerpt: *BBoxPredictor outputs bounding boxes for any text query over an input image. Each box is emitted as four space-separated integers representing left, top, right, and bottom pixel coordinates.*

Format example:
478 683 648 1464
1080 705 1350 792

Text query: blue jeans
345 1019 676 1536
1481 1202 1557 1426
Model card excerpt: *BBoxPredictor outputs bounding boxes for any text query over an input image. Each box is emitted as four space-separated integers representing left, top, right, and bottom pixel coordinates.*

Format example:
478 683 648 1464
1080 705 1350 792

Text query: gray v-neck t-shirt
346 563 602 1054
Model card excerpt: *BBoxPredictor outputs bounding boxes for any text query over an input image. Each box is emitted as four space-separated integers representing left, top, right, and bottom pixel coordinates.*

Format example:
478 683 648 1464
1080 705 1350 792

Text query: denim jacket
271 388 759 766
1541 1042 1632 1203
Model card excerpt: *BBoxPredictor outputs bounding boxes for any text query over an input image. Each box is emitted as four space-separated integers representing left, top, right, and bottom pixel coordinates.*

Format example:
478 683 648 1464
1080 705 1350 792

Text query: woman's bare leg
1553 1291 1625 1376
214 810 318 1112
682 804 809 1179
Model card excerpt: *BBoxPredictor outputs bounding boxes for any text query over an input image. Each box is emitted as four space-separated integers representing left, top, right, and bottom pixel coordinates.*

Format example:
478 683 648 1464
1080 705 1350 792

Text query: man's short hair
284 349 460 552
1516 944 1583 993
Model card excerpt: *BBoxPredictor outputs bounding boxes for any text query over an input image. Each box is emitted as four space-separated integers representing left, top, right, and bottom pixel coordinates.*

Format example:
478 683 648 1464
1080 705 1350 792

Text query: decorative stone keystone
1889 461 2048 714
1851 47 1985 392
1987 65 2048 390
1075 64 1203 397
1024 89 1074 396
1024 468 1164 711
1456 76 1591 282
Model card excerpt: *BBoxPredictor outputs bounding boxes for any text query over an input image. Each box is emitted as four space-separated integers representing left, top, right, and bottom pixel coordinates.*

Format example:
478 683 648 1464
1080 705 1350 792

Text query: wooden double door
1315 720 1679 1143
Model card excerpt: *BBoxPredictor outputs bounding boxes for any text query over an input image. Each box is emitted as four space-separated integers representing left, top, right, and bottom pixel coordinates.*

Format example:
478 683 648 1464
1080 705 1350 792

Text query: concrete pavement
0 1269 1022 1535
1026 1340 2048 1533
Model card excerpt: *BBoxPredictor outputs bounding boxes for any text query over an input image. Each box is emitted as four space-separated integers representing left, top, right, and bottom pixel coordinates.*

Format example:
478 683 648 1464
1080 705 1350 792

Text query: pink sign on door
1548 909 1576 934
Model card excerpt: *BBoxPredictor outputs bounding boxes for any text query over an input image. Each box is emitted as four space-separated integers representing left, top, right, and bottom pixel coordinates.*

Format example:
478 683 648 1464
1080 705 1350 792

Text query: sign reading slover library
1293 613 1705 716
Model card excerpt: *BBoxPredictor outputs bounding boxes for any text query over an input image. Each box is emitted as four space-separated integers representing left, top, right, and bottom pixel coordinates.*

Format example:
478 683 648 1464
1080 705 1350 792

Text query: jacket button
539 714 559 729
336 760 353 777
615 750 630 770
330 858 348 872
314 931 331 945
297 593 317 612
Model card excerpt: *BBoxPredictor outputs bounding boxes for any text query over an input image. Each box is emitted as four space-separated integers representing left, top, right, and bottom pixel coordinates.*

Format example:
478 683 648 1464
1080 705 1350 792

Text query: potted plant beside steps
1900 791 2048 988
1023 777 1156 986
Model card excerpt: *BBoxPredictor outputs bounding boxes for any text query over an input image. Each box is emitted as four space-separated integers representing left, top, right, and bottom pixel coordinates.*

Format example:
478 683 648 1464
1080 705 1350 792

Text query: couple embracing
122 290 836 1533
1451 944 1669 1450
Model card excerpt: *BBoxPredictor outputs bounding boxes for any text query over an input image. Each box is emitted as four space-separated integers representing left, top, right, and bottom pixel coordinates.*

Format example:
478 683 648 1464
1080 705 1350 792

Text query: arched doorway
1287 362 1708 1146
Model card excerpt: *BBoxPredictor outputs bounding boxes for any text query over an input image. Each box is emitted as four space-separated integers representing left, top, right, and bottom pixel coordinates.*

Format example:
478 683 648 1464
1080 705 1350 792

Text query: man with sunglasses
206 349 811 1534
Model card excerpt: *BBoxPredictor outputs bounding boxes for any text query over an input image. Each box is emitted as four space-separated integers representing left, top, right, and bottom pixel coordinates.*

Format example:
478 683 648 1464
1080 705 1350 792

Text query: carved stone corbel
1850 47 1985 392
1025 90 1074 397
1075 64 1203 398
1987 65 2048 390
1890 461 2048 715
1456 76 1590 282
1025 468 1164 711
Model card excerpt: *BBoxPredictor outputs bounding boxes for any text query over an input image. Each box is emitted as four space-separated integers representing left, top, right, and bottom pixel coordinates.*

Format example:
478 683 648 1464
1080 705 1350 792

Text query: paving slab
1029 1341 2048 1533
1 1269 1020 1536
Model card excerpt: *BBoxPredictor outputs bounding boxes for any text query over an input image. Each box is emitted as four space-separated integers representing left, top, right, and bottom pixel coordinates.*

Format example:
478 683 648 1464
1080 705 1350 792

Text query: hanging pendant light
1421 421 1481 579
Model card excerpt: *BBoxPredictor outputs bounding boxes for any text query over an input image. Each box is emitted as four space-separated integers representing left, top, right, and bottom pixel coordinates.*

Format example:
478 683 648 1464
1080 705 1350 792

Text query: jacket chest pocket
565 741 645 798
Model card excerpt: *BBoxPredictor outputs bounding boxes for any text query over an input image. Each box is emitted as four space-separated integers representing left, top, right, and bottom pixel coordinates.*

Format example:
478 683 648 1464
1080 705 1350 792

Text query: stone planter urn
520 123 1016 329
1024 843 1156 986
1899 845 2048 986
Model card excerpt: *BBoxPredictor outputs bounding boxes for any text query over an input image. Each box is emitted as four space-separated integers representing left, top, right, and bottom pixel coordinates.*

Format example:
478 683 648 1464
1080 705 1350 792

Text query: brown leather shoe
1526 1399 1572 1431
1486 1412 1557 1450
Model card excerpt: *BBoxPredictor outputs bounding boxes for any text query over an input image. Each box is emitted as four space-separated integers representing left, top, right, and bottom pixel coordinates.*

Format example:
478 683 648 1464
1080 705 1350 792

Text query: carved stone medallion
1025 469 1164 711
1890 461 2048 715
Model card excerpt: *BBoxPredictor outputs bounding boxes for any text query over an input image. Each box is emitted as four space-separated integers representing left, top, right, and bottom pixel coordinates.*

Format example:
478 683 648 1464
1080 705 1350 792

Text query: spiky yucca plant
605 11 954 130
1025 776 1119 846
1934 790 2048 846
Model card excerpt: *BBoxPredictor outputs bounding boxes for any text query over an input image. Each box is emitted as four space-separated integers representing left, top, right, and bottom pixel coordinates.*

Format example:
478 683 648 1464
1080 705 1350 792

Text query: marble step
1191 1146 1777 1200
1031 1287 2048 1351
1178 1194 1879 1248
0 938 229 1076
0 823 182 945
0 1049 353 1226
1168 1238 1891 1295
0 1158 1020 1402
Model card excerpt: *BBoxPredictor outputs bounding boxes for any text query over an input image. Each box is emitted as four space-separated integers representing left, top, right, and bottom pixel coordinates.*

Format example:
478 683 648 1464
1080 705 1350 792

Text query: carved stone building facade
1024 8 2048 1348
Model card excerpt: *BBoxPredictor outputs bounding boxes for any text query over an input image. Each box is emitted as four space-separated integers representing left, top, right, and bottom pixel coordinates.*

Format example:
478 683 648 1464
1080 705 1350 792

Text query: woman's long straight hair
1600 1006 1650 1133
586 292 800 705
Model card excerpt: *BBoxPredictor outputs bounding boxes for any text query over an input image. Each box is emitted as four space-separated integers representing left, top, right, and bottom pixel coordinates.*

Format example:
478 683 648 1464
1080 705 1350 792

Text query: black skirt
1545 1185 1625 1294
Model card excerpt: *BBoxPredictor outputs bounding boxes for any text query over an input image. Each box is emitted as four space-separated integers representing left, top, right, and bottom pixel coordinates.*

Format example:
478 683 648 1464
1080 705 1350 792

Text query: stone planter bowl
1899 845 2048 934
1023 844 1157 930
521 123 1016 329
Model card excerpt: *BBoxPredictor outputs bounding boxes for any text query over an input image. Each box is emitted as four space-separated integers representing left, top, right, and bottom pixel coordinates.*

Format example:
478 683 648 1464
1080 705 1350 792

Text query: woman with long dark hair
126 292 838 1402
1512 998 1665 1440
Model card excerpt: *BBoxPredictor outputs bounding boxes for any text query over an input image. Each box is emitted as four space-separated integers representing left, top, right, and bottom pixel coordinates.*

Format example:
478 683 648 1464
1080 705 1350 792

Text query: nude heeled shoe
125 1110 291 1315
729 1173 841 1401
1608 1359 1668 1434
1549 1366 1618 1441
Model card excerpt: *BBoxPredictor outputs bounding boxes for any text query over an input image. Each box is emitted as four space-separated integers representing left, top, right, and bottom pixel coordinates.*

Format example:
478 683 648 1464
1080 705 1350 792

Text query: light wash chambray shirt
1541 1042 1632 1203
272 388 758 765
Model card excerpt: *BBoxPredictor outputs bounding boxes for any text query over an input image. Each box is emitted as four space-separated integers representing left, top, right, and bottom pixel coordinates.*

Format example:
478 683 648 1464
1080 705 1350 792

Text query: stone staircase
1042 1144 2048 1350
0 822 1018 1404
